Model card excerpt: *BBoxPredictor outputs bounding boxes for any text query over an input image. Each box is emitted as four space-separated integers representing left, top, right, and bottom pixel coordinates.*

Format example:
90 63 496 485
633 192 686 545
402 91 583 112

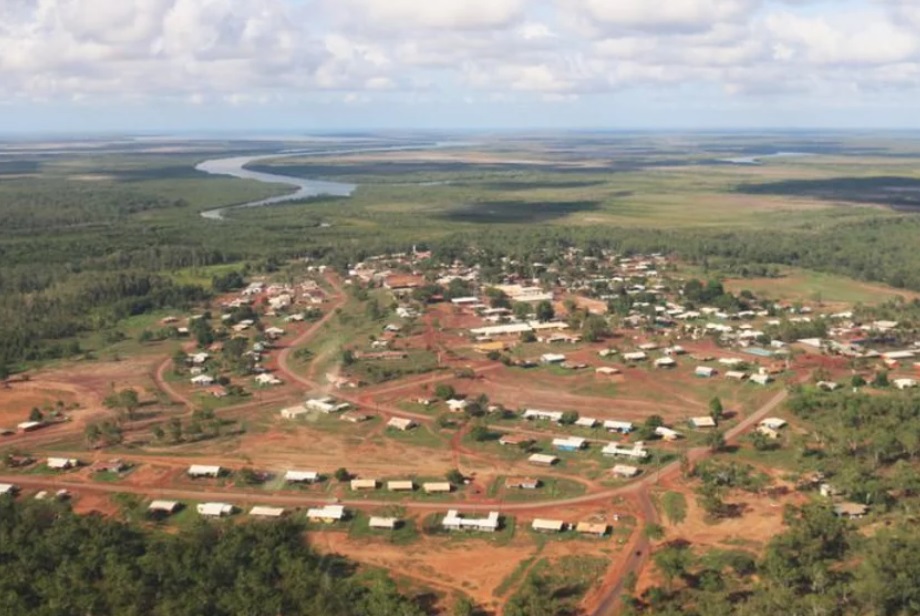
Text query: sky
3 0 920 133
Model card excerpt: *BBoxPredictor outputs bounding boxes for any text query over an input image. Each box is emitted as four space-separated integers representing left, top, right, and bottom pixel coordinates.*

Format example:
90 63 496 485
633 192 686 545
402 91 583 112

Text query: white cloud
323 0 527 30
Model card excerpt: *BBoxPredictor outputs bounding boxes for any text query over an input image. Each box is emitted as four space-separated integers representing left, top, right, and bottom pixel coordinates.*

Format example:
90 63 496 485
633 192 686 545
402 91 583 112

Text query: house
611 464 640 478
505 477 540 490
190 352 210 365
750 373 772 386
255 373 282 386
602 442 649 459
894 378 918 390
190 374 215 387
305 397 350 414
623 352 648 362
604 420 634 434
816 381 840 391
387 480 415 492
423 482 453 494
575 417 599 428
499 434 534 447
531 518 565 533
695 366 716 378
442 510 501 533
284 470 319 483
655 427 681 441
757 425 781 439
834 503 869 518
148 500 180 515
445 399 469 412
553 436 587 452
575 522 609 537
528 453 559 466
350 479 378 491
690 416 717 429
595 366 621 376
263 326 285 339
470 323 533 337
760 418 787 431
280 405 309 420
654 357 677 369
724 370 747 381
197 503 234 517
523 409 564 423
16 421 43 433
187 465 222 478
47 457 79 470
340 411 371 423
387 417 416 431
0 483 18 496
92 459 128 473
250 506 285 518
540 353 567 364
307 505 345 523
369 516 400 530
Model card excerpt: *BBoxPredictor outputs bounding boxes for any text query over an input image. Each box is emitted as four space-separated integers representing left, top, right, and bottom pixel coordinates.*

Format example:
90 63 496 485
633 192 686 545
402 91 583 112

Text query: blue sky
2 0 920 133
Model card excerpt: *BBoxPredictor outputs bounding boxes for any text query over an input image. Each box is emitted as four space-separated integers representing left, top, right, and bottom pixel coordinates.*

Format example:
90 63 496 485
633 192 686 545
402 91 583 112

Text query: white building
602 442 649 459
307 505 345 522
523 409 564 422
197 502 234 517
442 510 501 532
305 397 350 414
284 470 319 483
187 464 222 478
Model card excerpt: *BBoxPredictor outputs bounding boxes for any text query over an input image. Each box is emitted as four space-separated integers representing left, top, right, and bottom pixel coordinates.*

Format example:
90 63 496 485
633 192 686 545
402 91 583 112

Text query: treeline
0 498 425 616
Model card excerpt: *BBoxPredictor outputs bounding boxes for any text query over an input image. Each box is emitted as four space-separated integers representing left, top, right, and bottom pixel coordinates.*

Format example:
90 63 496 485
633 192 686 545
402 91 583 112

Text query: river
196 142 467 220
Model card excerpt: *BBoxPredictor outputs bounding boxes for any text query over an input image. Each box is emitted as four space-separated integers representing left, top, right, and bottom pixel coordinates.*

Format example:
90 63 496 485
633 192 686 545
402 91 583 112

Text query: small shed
423 482 453 494
350 478 378 491
250 506 285 518
531 519 565 533
369 516 399 530
387 480 415 492
197 502 234 517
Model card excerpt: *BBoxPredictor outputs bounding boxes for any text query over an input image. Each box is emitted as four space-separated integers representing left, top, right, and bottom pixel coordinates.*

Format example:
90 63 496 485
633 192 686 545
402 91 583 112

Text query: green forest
0 498 425 616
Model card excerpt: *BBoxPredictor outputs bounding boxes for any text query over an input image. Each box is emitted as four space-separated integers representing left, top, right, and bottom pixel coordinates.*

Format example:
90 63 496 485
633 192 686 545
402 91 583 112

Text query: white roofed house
575 417 599 428
147 500 180 516
540 353 567 364
531 519 565 533
623 352 648 362
611 464 640 478
654 427 682 441
284 470 319 483
47 457 79 470
602 442 649 460
528 453 559 466
305 397 350 414
255 373 282 386
445 399 469 413
369 516 400 530
0 483 19 496
523 409 564 423
442 510 501 533
893 378 918 390
187 464 222 478
190 374 215 387
350 478 378 491
750 373 773 386
604 420 634 434
250 506 285 518
553 436 587 452
654 357 677 369
307 505 345 523
387 417 416 431
197 502 234 517
280 405 309 420
690 416 717 429
695 366 716 378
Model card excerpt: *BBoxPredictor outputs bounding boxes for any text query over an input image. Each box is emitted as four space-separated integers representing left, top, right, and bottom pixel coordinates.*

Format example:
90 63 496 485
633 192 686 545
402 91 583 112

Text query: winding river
196 142 466 220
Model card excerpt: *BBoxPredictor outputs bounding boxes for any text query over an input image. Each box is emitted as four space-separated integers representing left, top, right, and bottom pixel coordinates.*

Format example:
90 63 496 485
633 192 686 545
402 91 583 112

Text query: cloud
322 0 527 31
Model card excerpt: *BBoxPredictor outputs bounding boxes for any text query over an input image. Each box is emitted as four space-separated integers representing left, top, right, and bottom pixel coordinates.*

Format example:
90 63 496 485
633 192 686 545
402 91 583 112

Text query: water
718 151 815 165
196 142 471 220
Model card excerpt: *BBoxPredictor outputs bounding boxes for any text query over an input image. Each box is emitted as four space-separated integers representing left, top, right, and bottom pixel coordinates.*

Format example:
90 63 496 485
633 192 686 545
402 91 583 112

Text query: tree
452 596 476 616
653 544 692 592
469 425 493 442
341 349 355 367
445 468 464 484
104 389 140 420
644 523 665 540
512 302 532 321
28 407 43 422
334 467 351 482
434 384 456 400
872 371 890 388
706 430 727 453
237 467 263 486
709 397 724 422
559 411 579 425
852 374 867 388
535 300 555 322
582 314 609 342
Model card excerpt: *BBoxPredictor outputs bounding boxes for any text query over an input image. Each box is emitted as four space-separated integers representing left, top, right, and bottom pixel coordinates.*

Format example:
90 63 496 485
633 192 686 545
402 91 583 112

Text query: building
553 436 587 452
695 366 716 378
505 477 540 490
387 480 415 492
654 357 677 369
280 405 309 419
369 516 400 530
894 378 918 390
47 457 79 470
16 421 43 433
197 503 234 517
655 427 681 441
423 482 453 494
442 510 501 533
604 420 634 434
190 374 215 386
531 519 565 533
284 470 319 483
528 453 559 466
575 417 599 428
611 464 640 478
305 397 350 414
470 323 533 337
148 500 180 515
187 464 222 478
0 483 18 496
623 352 647 362
760 418 787 430
833 503 869 519
445 399 469 412
499 434 534 447
387 417 416 431
523 409 564 422
250 506 285 518
340 411 371 423
750 373 772 386
255 373 282 386
540 353 566 364
350 479 378 491
575 522 609 537
307 505 345 523
596 366 621 376
602 442 649 459
690 416 717 429
725 370 747 381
